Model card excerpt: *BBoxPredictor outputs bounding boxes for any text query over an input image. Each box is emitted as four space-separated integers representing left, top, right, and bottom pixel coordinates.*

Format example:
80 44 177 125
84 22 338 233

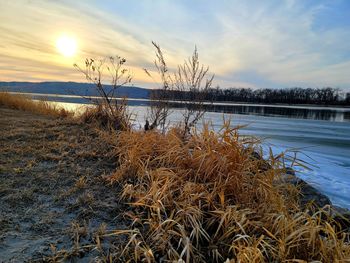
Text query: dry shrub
107 121 350 262
145 42 214 134
0 92 71 118
75 56 132 131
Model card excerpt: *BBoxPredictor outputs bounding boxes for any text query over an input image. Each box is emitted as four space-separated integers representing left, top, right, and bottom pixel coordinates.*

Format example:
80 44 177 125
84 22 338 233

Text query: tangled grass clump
80 99 132 131
105 121 350 262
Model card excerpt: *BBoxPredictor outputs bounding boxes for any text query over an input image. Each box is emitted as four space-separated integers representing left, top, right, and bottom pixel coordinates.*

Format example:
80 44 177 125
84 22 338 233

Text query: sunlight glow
56 35 77 57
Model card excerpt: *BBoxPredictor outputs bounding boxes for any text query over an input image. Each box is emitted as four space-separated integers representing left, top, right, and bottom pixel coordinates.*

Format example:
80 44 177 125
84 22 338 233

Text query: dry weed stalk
74 56 132 131
174 46 214 135
144 42 214 134
144 42 173 132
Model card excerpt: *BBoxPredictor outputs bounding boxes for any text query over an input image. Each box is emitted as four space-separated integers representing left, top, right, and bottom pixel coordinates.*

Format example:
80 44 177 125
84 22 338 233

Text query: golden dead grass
0 92 71 118
1 92 349 261
106 121 350 262
80 99 132 131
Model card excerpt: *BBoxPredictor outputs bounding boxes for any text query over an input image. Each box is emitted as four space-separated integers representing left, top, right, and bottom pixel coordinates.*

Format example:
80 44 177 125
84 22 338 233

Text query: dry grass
104 121 350 262
0 92 72 118
0 107 126 261
80 100 132 131
1 92 349 261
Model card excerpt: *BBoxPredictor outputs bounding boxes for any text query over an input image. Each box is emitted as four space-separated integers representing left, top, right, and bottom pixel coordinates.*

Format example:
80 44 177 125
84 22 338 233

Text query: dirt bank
0 107 127 262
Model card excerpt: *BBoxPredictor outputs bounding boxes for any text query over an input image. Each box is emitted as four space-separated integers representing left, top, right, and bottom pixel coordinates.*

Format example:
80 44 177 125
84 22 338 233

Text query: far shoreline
5 91 350 111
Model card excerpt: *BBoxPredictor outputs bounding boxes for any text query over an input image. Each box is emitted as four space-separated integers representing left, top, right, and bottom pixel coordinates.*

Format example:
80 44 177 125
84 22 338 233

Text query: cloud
0 0 349 90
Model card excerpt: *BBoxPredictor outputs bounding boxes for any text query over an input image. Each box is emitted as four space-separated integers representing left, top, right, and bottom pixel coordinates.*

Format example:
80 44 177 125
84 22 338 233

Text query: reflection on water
206 104 350 122
20 92 350 122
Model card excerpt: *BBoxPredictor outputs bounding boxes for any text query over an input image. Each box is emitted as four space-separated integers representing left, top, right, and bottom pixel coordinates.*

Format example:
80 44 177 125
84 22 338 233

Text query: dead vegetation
1 93 350 261
145 42 213 134
1 44 350 261
0 107 126 262
104 121 350 262
74 56 132 131
0 91 71 118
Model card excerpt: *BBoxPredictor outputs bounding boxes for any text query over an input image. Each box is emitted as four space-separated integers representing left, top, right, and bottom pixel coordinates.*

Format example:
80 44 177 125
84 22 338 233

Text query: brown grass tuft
0 92 72 118
105 120 350 262
80 100 132 131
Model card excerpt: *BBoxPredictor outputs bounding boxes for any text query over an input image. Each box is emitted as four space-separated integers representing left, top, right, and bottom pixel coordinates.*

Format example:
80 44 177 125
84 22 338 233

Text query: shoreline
5 91 350 110
1 104 349 261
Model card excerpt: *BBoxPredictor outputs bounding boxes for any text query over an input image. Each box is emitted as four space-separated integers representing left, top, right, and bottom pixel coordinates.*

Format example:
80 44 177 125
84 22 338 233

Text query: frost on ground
0 108 127 262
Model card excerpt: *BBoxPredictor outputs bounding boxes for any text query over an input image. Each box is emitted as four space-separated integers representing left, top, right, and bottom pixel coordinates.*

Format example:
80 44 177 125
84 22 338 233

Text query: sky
0 0 350 90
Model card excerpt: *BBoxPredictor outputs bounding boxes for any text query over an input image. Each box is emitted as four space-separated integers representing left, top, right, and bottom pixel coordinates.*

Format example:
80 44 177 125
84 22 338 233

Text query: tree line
151 87 350 106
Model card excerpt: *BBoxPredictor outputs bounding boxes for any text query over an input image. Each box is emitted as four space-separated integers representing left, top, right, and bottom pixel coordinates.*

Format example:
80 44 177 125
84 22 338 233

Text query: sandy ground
0 108 127 262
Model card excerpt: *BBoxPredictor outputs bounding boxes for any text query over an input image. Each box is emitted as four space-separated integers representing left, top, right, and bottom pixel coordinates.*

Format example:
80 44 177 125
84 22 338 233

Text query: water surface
16 92 350 122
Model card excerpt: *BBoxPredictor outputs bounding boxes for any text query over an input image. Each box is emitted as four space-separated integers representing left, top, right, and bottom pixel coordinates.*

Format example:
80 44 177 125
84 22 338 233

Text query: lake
26 93 350 209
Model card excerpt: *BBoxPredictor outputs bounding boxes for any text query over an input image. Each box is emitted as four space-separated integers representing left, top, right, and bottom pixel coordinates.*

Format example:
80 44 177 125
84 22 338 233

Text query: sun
56 35 77 57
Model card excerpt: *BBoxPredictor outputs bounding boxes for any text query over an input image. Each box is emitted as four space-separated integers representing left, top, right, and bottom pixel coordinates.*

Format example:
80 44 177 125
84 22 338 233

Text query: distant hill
0 81 151 99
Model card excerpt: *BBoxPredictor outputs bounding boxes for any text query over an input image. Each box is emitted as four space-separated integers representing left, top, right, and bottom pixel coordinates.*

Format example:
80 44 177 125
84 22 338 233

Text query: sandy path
0 108 126 262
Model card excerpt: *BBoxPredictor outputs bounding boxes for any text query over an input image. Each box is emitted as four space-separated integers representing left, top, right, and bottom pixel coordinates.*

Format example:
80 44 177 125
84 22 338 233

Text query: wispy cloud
0 0 349 89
